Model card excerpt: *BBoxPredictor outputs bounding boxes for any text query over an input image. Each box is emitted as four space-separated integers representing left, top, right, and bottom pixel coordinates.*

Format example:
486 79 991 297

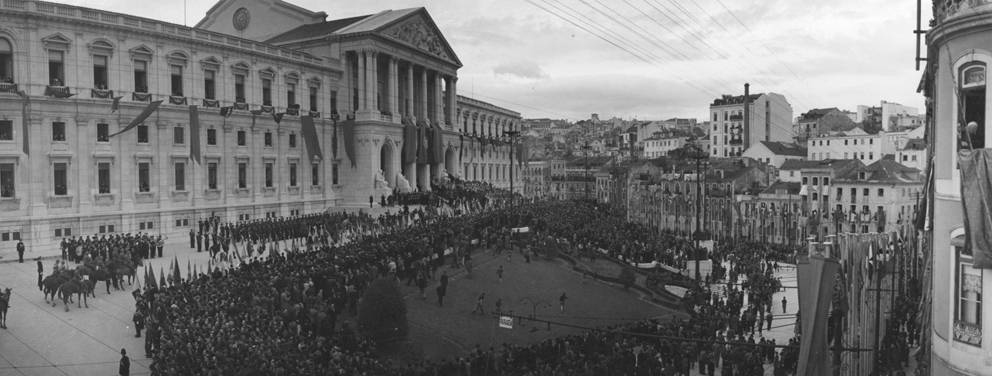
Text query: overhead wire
534 0 726 98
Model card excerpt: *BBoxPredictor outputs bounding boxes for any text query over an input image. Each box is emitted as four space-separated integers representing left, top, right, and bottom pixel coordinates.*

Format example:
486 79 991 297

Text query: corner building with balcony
0 0 520 256
925 0 992 373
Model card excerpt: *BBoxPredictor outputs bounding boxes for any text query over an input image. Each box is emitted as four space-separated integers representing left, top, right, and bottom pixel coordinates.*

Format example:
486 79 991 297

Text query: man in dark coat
189 228 195 249
196 232 202 253
119 348 130 376
16 240 24 263
37 259 44 291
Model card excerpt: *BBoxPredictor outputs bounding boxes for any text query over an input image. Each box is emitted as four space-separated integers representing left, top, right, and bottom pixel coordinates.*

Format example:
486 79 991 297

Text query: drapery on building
924 0 992 373
0 0 520 256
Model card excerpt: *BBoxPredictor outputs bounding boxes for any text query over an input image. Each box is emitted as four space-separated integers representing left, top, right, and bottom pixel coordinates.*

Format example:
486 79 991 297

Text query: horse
42 274 66 304
88 268 116 296
55 279 88 312
0 287 11 329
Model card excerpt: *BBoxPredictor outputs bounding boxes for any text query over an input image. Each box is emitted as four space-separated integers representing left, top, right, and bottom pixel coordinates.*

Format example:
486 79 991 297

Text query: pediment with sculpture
381 16 459 65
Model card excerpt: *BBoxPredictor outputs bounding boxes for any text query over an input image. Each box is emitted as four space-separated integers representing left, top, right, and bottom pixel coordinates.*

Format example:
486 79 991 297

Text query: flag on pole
207 259 213 275
272 112 285 125
189 106 201 165
173 255 181 284
108 100 163 138
187 259 191 282
16 90 30 155
403 116 418 163
148 266 158 290
167 259 175 285
220 106 233 118
159 266 167 289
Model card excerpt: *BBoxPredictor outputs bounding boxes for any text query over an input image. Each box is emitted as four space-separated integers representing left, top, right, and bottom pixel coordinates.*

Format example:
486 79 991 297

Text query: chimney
743 83 750 150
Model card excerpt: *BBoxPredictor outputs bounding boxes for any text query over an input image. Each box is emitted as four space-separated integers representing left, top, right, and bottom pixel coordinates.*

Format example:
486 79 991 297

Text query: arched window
960 63 986 149
0 37 12 84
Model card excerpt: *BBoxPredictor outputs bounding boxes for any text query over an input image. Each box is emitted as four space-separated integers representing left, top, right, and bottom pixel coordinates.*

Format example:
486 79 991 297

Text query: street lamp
519 297 552 331
686 141 709 281
504 130 520 201
582 142 592 199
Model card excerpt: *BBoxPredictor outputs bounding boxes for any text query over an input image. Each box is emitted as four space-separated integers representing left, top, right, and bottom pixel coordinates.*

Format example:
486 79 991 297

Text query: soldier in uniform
156 235 164 258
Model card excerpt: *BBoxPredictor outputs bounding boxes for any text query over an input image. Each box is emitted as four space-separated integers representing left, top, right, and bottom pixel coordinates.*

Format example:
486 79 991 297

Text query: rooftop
836 159 923 184
758 141 807 157
779 159 863 172
760 181 802 196
264 14 372 44
711 93 763 107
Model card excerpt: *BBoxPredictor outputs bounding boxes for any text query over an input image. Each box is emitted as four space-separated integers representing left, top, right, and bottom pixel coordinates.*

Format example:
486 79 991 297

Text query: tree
618 267 637 291
358 277 409 346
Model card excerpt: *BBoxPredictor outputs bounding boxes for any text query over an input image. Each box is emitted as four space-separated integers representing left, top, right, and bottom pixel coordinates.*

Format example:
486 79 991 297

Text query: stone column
369 50 378 113
342 51 352 115
436 75 444 127
406 64 414 118
356 50 366 111
419 68 428 121
446 76 457 128
389 57 400 118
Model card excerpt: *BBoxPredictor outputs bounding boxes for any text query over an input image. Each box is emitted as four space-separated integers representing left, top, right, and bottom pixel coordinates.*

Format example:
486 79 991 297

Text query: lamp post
687 142 709 281
582 142 592 199
519 297 551 330
504 130 520 202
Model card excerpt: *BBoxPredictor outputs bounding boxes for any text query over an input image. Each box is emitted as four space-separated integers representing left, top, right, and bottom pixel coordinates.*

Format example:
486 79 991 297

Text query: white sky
59 0 931 122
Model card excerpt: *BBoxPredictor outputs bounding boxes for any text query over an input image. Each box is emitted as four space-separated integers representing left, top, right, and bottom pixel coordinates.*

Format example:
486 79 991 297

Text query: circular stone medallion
233 7 250 31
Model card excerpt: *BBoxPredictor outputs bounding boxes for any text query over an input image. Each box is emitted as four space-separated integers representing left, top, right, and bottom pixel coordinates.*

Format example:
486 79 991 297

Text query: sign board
511 227 530 233
499 316 514 329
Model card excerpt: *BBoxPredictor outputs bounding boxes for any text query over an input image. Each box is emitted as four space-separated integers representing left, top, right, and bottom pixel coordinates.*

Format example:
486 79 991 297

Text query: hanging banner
189 106 201 165
342 117 357 168
109 100 163 138
403 116 417 164
499 316 514 329
301 116 324 163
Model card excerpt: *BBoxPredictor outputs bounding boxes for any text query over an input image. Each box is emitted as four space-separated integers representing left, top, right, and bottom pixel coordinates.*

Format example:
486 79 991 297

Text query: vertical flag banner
403 116 418 164
16 90 29 155
250 109 264 128
301 116 324 163
342 116 357 168
459 134 464 161
959 149 992 268
109 100 163 138
189 106 201 165
434 123 445 163
417 122 429 163
110 96 123 113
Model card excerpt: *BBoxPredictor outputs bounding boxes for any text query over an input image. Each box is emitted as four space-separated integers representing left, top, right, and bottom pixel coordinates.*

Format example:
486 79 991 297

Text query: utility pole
689 141 709 281
582 142 592 200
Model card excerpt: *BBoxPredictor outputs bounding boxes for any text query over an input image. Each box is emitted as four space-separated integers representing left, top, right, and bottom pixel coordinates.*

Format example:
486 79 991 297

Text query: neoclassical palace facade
0 0 520 254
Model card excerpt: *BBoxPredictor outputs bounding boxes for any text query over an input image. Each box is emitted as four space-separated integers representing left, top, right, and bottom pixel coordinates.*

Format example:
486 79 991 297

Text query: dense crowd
138 184 805 375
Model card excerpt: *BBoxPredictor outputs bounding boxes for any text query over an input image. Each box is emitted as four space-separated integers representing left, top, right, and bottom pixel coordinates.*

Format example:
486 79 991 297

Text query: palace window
174 162 185 191
0 120 10 141
961 63 987 150
289 163 297 187
311 163 320 186
207 162 217 190
174 126 184 145
98 163 110 194
264 132 272 147
97 123 109 142
207 129 217 145
235 74 246 102
330 90 338 113
237 130 246 146
138 163 150 192
0 38 12 83
261 78 272 105
956 243 983 346
288 134 296 148
264 163 273 188
137 125 148 143
877 188 884 197
0 163 14 198
134 60 148 93
332 163 339 185
309 86 318 112
170 65 183 96
52 122 66 142
53 163 67 195
287 83 296 107
238 163 247 189
49 50 64 86
204 70 216 100
93 55 108 88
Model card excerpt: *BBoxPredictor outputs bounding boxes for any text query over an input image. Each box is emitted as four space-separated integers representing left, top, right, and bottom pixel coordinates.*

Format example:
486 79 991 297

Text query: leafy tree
618 267 637 291
358 277 409 346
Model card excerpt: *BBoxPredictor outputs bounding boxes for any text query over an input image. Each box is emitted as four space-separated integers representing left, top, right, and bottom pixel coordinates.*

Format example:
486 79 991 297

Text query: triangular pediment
377 9 461 67
129 45 155 60
42 33 72 50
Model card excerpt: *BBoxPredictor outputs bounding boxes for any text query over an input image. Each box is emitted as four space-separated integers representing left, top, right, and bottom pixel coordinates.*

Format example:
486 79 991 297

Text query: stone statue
395 173 412 193
375 170 389 189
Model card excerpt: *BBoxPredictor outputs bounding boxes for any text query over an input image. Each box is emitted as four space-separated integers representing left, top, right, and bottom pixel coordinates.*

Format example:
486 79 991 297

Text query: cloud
493 60 550 80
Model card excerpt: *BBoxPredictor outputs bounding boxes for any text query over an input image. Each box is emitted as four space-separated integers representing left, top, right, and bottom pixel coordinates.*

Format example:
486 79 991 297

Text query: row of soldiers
60 233 165 264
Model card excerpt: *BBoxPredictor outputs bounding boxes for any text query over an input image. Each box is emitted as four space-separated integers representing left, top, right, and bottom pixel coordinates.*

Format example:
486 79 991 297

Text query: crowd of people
130 183 813 376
